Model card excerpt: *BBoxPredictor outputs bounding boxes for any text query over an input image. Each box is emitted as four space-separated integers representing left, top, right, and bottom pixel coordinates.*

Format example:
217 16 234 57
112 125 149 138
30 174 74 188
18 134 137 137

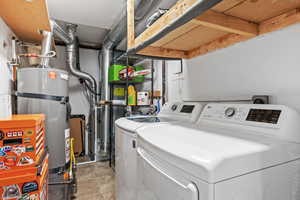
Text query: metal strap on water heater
15 92 69 104
16 92 72 121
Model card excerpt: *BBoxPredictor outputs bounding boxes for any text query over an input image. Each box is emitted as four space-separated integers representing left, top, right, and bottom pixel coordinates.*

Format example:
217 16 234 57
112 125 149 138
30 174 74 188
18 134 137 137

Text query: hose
83 81 102 96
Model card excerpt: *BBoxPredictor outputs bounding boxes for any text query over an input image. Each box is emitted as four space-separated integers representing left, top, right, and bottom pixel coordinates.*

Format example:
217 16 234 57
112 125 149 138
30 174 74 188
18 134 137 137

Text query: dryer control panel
200 103 300 143
201 104 283 127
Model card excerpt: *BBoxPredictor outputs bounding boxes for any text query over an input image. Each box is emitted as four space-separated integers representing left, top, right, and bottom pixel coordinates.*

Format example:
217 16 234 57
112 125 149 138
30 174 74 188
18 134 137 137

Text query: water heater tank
17 68 70 171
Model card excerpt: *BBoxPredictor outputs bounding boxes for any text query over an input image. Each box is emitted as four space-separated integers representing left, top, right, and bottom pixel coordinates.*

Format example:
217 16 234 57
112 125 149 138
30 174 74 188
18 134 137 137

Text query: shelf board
128 0 300 59
109 81 146 85
0 0 51 43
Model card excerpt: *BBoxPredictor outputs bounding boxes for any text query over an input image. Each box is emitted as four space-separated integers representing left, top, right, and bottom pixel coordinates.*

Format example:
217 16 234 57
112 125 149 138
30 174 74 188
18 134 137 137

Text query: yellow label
114 88 125 97
25 129 34 137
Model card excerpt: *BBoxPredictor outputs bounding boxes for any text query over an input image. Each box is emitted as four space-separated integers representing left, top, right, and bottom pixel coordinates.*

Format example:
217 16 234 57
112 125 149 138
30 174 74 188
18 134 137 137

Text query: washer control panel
159 102 205 123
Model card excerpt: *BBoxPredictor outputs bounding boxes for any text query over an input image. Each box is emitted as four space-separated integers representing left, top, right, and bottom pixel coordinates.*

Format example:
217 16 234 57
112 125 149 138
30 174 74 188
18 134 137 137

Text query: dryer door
137 148 199 200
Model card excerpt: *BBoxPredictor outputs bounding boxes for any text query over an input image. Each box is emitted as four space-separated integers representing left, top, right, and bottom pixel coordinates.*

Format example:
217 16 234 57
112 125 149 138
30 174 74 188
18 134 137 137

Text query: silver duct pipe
40 30 53 68
51 20 73 45
99 47 111 158
99 0 158 158
65 24 97 93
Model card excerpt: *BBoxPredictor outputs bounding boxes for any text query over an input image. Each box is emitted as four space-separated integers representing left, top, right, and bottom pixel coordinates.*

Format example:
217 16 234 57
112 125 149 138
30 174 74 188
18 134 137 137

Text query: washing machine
136 103 300 200
115 102 205 200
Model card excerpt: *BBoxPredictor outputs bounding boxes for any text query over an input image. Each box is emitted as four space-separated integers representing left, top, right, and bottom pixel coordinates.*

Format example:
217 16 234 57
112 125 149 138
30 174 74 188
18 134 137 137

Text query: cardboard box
69 115 85 156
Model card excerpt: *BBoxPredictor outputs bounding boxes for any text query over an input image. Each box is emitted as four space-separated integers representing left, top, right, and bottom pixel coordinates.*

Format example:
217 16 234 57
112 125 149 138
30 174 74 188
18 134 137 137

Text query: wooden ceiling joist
127 0 135 49
128 0 300 59
138 46 188 59
259 8 300 35
187 33 251 58
133 0 202 49
194 10 258 37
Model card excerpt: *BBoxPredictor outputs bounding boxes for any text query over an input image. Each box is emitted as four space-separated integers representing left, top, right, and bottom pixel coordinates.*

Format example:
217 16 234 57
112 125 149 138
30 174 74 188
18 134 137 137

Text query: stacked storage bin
0 114 48 200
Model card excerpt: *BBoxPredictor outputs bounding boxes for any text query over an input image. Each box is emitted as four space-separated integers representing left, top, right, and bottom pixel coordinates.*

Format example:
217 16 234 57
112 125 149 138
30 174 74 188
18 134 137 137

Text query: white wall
166 60 184 102
50 46 100 119
167 23 300 112
138 60 163 92
0 18 14 119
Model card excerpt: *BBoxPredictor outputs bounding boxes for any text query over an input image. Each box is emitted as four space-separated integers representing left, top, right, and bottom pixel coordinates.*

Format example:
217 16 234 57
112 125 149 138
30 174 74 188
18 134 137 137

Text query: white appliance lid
137 123 300 183
115 116 177 132
115 101 205 132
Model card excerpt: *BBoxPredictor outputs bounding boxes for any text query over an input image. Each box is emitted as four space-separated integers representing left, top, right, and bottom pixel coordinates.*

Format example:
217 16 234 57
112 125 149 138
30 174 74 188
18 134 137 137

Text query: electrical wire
83 81 101 96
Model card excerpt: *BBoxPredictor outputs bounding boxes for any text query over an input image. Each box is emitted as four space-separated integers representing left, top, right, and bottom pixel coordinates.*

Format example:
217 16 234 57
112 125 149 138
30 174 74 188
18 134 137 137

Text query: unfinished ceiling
47 0 125 29
47 0 126 47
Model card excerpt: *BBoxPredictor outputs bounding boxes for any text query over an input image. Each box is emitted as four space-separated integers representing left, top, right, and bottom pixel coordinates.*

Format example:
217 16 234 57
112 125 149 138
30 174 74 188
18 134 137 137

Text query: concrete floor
74 162 115 200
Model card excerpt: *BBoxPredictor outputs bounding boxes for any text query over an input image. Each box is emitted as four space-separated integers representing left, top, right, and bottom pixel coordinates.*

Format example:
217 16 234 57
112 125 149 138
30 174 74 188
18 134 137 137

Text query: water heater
17 68 70 172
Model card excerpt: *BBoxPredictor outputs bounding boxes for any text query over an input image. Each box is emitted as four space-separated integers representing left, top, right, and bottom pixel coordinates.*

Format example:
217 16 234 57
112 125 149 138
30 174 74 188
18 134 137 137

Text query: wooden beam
259 8 300 35
152 21 200 47
134 0 199 48
127 0 135 49
0 0 51 43
138 46 189 59
187 33 252 58
194 10 258 36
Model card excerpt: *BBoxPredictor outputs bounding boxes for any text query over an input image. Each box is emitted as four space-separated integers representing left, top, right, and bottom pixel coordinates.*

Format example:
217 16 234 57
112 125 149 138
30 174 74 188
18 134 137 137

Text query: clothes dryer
136 103 300 200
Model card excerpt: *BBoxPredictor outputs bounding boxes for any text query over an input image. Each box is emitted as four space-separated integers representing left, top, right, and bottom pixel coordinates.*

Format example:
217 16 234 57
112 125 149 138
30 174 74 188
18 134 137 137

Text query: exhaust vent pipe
40 30 53 68
65 24 97 95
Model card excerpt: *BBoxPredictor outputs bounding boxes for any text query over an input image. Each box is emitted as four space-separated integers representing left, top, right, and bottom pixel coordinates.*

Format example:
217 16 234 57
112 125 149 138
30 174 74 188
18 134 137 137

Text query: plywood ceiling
211 0 246 12
132 0 300 58
225 0 300 22
163 26 228 51
0 0 51 43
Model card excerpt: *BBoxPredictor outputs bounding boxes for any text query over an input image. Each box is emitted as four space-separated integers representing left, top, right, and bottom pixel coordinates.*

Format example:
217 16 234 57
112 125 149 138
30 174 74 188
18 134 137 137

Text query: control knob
171 104 178 111
225 107 236 118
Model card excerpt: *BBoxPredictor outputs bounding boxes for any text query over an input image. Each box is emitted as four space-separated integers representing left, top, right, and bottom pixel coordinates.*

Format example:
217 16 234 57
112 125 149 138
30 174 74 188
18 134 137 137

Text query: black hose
83 81 102 96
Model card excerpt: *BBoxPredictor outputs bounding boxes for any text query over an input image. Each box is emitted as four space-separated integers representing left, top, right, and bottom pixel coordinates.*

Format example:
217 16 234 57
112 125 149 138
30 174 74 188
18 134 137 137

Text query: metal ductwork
65 24 98 97
51 20 72 45
50 20 99 160
99 0 160 159
40 30 53 68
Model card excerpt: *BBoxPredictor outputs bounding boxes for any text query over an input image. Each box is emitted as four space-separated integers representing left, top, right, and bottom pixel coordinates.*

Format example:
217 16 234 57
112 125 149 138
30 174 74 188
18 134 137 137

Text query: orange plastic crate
0 114 46 171
0 153 49 200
